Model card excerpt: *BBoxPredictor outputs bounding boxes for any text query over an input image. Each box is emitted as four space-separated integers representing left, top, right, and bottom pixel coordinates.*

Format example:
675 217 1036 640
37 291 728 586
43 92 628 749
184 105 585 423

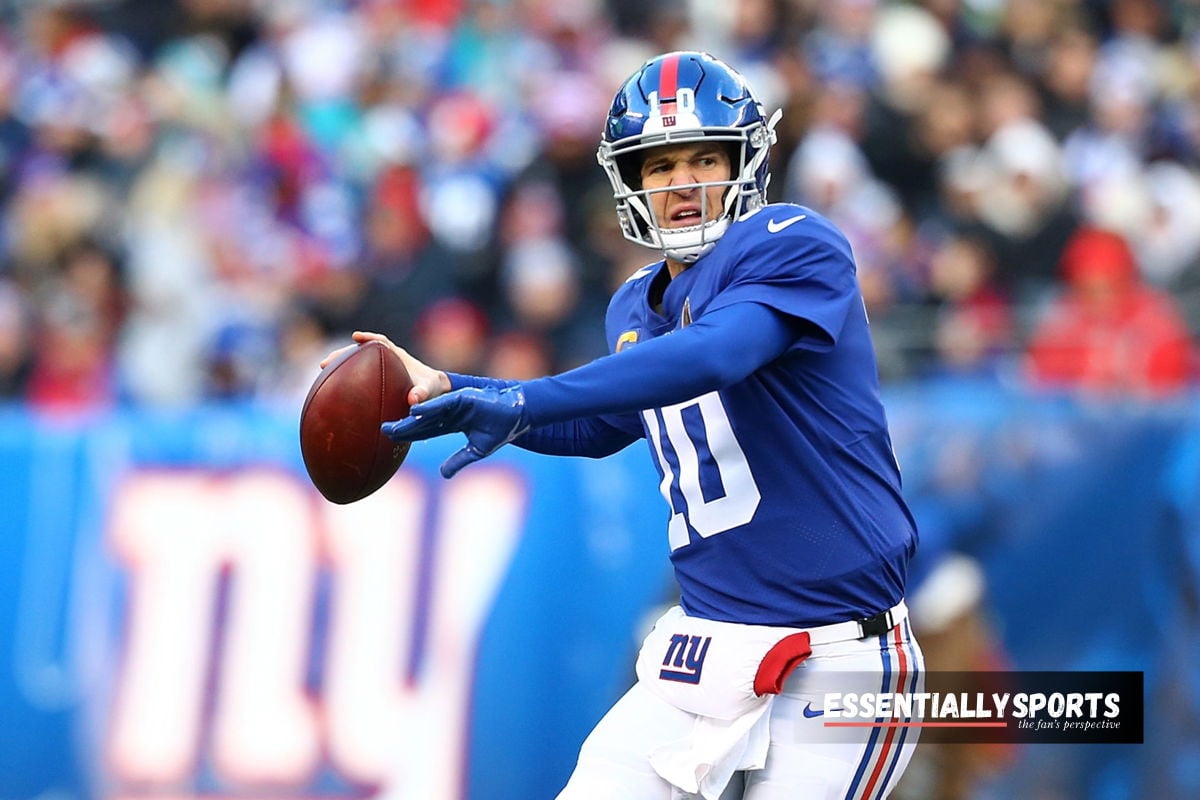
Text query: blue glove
381 386 531 478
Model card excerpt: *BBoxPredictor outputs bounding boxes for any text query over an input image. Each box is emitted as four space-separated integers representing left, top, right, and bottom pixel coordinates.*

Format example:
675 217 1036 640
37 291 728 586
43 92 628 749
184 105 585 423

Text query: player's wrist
498 385 531 441
445 372 519 393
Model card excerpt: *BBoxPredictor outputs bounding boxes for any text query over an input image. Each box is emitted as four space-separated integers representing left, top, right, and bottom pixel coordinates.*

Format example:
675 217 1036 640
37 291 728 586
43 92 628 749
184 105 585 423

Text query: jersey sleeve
520 301 799 425
513 413 643 457
706 214 859 352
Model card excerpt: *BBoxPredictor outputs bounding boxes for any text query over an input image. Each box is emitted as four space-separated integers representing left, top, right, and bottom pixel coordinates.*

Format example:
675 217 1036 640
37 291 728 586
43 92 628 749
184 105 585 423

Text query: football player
331 51 922 800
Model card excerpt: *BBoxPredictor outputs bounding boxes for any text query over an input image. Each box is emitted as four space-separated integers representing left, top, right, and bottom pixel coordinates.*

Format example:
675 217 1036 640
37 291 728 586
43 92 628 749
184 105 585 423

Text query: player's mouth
668 205 703 227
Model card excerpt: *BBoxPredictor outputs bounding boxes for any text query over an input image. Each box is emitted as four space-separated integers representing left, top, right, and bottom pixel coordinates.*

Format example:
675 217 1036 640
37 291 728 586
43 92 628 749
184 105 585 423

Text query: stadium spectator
0 278 33 398
412 296 491 377
1027 226 1195 395
973 110 1080 308
484 329 554 381
1037 26 1097 141
927 234 1015 378
857 3 950 217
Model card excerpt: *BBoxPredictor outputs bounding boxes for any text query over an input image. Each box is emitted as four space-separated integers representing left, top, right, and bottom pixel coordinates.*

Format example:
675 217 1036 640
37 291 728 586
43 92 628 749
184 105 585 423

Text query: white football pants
557 617 923 800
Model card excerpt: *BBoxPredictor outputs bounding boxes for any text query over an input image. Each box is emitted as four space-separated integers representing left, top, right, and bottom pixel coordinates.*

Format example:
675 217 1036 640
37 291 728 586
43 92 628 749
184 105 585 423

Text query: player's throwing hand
320 331 450 408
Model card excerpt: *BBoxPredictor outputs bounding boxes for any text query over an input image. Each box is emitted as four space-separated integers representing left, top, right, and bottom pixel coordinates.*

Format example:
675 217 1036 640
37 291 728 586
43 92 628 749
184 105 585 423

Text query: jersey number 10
643 391 762 550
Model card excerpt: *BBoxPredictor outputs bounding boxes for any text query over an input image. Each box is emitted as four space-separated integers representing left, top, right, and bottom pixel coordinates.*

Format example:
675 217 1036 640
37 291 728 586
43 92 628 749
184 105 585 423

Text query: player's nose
668 164 700 191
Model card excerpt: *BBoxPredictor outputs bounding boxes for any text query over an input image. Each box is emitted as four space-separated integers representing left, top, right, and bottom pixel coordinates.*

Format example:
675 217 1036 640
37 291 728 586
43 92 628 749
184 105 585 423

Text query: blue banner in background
0 405 671 800
0 382 1198 799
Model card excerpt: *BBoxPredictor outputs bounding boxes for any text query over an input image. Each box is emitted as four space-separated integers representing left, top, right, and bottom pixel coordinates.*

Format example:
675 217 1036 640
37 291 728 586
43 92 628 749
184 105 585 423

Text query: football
300 341 413 504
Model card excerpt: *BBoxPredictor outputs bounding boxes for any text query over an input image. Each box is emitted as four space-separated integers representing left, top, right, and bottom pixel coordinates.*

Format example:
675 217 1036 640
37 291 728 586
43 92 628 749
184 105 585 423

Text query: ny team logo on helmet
598 51 781 263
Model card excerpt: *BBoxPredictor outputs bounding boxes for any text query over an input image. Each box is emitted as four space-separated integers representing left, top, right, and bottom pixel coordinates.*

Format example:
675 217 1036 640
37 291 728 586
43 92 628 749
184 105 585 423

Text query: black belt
857 607 897 639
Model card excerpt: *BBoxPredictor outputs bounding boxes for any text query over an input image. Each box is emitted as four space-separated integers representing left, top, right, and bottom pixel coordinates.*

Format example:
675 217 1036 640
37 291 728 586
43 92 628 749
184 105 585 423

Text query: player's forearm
512 417 639 457
521 302 797 426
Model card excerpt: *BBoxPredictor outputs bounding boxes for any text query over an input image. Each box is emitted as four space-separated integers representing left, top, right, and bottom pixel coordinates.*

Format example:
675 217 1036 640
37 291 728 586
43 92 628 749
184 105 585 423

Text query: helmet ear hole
722 141 739 166
616 153 643 191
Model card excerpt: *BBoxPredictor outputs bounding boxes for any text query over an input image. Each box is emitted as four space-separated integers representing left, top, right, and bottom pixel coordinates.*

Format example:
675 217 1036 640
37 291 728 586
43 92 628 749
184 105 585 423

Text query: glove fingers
381 416 449 441
440 446 481 479
382 393 468 441
409 393 457 417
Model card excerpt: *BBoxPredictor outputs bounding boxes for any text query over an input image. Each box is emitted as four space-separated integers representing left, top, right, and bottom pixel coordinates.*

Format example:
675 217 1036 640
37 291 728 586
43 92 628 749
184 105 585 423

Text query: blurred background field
0 0 1199 798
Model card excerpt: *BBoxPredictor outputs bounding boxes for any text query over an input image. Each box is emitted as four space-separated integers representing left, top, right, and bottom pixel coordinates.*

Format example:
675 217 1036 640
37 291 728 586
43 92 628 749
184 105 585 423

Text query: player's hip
776 612 923 699
633 601 918 719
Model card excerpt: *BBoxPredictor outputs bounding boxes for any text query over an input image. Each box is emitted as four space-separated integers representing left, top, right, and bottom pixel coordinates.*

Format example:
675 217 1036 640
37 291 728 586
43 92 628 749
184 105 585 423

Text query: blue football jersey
605 203 918 627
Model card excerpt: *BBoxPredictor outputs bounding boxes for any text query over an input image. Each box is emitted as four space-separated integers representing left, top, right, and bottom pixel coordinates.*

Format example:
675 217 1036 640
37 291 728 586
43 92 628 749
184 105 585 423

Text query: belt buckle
857 608 894 639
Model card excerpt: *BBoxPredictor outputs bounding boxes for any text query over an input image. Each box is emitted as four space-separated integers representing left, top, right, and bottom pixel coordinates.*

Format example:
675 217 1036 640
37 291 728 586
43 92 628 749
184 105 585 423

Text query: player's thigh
741 731 919 800
744 629 924 800
556 682 690 800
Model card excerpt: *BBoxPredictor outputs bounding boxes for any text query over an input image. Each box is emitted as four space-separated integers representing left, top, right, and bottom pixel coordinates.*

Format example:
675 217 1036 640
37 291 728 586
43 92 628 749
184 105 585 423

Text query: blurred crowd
1 0 1199 412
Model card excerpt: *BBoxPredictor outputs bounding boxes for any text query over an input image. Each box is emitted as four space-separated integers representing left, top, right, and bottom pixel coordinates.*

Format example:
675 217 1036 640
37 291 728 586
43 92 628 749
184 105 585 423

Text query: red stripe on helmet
658 53 680 112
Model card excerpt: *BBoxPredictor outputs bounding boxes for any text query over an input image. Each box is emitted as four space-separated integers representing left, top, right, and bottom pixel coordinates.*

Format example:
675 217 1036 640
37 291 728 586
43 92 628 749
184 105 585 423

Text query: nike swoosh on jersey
766 214 808 233
802 703 825 718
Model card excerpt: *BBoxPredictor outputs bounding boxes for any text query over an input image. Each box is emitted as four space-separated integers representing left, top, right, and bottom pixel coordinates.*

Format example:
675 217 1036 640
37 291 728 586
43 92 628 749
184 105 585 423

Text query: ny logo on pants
659 634 711 684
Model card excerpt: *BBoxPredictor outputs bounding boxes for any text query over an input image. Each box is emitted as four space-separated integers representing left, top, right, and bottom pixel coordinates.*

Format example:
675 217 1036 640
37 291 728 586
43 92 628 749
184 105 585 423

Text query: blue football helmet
598 51 781 263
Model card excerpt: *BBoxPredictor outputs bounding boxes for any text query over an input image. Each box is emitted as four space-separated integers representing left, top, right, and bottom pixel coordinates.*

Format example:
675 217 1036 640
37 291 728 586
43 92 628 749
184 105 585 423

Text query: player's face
639 143 732 229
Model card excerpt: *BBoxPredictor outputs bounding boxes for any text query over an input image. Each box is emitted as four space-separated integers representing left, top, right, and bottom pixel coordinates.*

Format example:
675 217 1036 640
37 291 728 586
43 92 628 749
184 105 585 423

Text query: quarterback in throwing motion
331 51 923 799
